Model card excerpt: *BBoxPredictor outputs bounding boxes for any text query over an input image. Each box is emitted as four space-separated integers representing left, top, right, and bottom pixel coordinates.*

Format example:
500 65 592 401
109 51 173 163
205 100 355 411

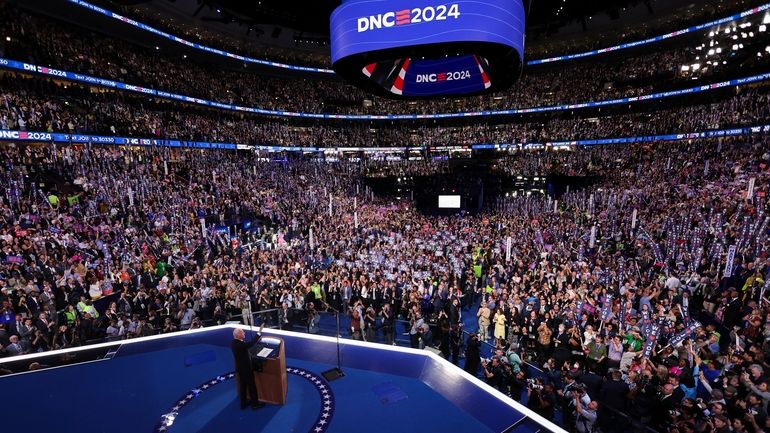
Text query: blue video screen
401 56 489 97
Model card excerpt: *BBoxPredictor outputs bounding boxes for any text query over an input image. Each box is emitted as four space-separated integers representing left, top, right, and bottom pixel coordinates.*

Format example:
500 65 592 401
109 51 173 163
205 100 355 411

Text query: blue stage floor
1 326 563 433
168 359 493 433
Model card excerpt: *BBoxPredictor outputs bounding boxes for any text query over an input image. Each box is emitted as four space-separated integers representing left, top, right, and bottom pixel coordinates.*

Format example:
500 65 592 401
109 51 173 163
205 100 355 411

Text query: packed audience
0 2 769 432
3 3 769 116
0 134 768 433
526 0 762 59
1 72 768 149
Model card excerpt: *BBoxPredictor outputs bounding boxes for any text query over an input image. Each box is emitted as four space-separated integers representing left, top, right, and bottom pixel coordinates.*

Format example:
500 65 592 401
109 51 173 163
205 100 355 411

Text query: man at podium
231 325 265 410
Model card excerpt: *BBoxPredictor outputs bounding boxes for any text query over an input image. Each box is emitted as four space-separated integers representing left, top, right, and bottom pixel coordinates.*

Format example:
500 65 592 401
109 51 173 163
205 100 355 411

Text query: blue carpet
311 300 500 379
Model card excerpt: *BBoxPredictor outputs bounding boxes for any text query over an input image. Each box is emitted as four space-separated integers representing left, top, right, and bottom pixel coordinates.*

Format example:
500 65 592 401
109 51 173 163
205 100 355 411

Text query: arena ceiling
97 0 727 57
116 0 704 41
175 0 658 34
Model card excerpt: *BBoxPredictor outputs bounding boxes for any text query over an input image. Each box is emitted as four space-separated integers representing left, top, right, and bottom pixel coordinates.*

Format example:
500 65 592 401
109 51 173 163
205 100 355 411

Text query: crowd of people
0 133 767 433
525 0 761 60
3 2 769 116
1 72 768 150
0 2 770 432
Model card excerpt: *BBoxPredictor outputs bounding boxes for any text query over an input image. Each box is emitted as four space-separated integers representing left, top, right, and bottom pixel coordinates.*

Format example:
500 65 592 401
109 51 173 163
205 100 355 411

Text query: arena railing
1 123 769 155
1 56 769 121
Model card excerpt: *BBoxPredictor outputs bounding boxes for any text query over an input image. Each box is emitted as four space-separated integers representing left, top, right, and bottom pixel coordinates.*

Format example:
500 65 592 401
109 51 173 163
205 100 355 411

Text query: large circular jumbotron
330 0 526 99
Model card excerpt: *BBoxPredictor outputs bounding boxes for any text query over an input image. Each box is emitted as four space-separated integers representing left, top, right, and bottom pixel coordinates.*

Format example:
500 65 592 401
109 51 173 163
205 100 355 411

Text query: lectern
237 336 287 405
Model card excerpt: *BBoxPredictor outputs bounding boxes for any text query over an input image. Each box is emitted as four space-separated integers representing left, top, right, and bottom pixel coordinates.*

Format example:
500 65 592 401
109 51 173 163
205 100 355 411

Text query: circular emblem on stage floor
154 367 335 433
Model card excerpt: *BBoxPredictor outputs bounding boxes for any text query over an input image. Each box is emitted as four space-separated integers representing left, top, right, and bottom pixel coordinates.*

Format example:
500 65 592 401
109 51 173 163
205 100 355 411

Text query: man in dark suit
599 369 631 432
600 370 630 411
231 325 265 409
653 384 678 430
722 289 742 330
9 314 24 337
35 312 55 337
578 368 604 401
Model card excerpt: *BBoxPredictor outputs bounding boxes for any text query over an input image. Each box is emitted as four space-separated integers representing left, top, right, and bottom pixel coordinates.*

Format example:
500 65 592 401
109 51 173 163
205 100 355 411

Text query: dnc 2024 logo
357 4 460 32
415 70 472 83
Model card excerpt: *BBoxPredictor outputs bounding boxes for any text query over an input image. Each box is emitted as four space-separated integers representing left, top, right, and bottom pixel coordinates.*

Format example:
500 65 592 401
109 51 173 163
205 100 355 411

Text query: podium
236 336 287 405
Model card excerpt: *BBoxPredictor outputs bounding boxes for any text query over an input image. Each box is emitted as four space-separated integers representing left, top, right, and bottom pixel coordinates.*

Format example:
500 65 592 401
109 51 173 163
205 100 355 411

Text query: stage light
759 25 767 32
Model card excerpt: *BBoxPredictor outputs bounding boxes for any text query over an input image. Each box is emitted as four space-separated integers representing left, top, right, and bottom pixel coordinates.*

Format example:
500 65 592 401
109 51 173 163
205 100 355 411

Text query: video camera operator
558 374 591 428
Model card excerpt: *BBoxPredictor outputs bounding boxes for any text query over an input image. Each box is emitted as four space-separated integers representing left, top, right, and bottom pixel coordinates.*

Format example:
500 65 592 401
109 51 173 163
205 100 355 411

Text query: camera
565 383 585 394
527 378 543 391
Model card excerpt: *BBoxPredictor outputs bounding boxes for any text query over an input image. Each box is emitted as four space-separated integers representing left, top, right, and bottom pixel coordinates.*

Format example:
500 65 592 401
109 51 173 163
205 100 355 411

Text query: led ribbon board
330 0 526 99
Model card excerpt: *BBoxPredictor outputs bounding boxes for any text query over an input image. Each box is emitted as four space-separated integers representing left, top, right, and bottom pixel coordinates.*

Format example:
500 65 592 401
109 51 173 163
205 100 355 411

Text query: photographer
506 345 523 375
483 356 507 393
510 370 527 402
527 380 556 421
574 393 599 433
559 375 590 428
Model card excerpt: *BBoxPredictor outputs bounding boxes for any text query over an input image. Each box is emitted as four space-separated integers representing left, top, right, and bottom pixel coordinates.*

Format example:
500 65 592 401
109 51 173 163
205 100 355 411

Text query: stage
0 326 564 433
